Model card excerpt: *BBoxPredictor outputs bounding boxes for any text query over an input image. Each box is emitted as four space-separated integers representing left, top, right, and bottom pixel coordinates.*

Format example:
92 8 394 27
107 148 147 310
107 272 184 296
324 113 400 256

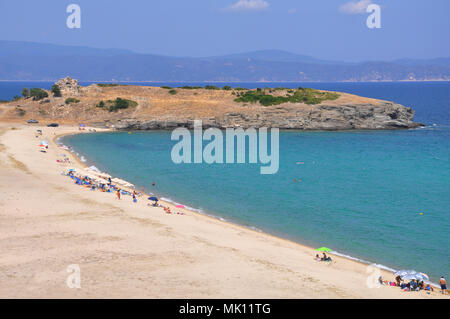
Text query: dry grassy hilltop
0 77 422 130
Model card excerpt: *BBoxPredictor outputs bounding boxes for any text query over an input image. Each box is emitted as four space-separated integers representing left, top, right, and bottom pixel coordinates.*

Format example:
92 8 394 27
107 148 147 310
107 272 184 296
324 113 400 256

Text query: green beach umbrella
316 247 332 252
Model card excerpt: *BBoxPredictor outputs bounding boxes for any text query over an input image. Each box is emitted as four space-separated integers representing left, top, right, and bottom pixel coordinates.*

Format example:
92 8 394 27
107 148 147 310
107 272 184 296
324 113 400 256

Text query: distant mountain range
1 40 449 82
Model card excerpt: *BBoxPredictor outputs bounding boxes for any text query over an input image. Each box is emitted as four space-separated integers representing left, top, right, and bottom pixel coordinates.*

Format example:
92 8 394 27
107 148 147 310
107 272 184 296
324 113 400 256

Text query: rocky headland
0 77 423 130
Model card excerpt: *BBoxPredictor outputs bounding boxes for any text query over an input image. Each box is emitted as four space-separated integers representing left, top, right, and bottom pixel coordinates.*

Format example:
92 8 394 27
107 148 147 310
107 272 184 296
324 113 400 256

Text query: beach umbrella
316 247 332 252
394 270 416 277
407 273 429 281
176 205 185 208
79 124 85 127
402 273 425 281
419 273 430 280
148 196 158 201
394 270 429 281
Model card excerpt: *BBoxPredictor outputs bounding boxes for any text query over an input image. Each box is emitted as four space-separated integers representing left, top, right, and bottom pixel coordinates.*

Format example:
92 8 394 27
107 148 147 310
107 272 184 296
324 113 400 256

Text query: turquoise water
4 81 448 281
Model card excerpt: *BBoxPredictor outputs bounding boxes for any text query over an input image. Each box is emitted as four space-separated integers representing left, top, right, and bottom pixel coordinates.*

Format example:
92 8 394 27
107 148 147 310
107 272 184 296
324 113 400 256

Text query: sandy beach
0 122 446 299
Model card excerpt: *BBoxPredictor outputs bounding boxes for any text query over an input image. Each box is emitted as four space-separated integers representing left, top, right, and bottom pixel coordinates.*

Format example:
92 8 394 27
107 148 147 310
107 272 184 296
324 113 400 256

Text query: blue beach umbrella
148 196 158 201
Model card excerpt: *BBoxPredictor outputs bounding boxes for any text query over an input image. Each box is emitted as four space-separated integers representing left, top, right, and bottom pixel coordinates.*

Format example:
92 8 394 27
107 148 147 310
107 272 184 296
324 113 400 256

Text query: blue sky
0 0 449 62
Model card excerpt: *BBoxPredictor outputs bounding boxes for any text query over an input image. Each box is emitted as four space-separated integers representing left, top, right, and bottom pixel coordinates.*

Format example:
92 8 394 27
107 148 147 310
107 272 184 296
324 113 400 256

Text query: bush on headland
234 87 339 106
65 97 80 104
204 85 220 90
22 88 30 98
51 84 62 97
168 89 177 95
96 98 138 112
178 86 203 90
29 88 49 101
96 100 105 108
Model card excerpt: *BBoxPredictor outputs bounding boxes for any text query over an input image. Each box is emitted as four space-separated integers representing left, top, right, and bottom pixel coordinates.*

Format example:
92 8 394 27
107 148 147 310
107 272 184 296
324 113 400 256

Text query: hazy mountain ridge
1 41 449 82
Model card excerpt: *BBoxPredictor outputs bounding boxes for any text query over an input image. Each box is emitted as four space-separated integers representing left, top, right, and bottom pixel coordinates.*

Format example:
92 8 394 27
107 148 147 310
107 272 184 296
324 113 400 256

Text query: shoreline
0 123 446 298
58 129 431 285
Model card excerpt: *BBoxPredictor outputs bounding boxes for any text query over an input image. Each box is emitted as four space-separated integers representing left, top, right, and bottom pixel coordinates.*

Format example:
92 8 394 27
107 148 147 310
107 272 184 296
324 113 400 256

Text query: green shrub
51 84 62 97
234 88 339 106
21 88 30 98
161 86 172 89
222 86 232 90
96 100 105 108
107 98 138 112
178 86 203 89
65 97 80 104
168 89 177 95
205 85 220 90
30 88 48 101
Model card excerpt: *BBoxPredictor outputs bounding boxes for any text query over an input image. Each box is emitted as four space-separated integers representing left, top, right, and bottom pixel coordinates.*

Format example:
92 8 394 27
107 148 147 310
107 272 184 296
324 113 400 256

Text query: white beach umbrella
394 270 416 277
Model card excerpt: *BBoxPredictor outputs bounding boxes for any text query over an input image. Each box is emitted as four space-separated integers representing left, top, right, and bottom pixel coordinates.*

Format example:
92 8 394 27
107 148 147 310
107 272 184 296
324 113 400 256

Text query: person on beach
395 275 402 286
440 276 447 294
409 279 418 291
132 193 137 203
315 254 321 261
321 253 331 261
116 189 121 200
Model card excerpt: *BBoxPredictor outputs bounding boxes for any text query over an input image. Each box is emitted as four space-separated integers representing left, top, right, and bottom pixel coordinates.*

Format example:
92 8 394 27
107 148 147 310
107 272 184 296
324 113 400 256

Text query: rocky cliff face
2 77 422 130
111 101 419 131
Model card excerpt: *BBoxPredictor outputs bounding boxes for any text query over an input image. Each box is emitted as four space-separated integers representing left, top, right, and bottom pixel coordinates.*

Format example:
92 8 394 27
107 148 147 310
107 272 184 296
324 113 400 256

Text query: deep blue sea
2 81 449 282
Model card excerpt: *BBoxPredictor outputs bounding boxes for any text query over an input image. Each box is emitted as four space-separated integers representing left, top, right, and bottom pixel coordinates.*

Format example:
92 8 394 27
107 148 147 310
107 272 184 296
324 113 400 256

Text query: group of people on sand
65 170 185 216
313 249 447 295
67 170 141 199
314 253 332 262
162 205 184 215
56 154 71 164
377 275 447 294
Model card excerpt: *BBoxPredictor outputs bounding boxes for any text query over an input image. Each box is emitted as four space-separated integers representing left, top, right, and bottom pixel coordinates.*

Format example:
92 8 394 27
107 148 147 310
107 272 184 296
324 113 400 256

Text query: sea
1 81 449 282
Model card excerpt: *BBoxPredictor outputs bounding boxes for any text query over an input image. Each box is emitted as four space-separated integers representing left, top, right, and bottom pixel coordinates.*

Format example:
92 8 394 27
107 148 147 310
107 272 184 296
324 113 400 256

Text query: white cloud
227 0 269 12
339 0 372 14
